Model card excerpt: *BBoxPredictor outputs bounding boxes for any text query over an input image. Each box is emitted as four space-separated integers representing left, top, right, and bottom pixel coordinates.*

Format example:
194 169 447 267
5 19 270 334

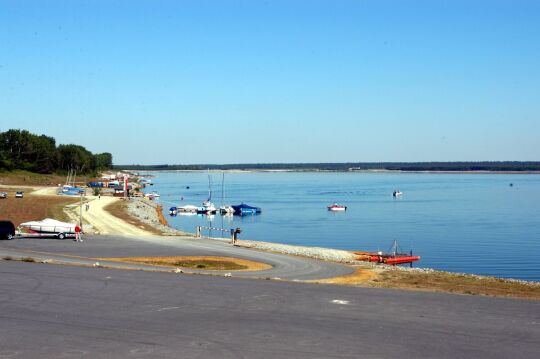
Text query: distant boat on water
145 192 160 200
393 190 403 197
327 203 347 211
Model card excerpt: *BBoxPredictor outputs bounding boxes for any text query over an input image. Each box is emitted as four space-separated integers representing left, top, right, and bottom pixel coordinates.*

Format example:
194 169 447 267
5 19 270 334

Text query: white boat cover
20 218 76 233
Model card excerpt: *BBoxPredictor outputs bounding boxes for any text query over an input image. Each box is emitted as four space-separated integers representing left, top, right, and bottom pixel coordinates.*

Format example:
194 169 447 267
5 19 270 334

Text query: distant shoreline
126 169 540 175
117 161 540 173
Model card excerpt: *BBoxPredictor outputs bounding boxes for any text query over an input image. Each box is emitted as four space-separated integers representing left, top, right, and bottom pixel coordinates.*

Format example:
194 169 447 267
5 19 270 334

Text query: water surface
149 171 540 281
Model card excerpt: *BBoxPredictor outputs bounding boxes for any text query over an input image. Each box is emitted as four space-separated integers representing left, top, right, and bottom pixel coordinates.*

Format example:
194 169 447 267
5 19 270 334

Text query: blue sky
1 0 539 164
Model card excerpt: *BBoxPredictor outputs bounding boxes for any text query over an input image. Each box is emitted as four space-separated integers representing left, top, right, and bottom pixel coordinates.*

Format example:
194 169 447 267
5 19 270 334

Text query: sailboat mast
207 173 212 202
221 172 225 207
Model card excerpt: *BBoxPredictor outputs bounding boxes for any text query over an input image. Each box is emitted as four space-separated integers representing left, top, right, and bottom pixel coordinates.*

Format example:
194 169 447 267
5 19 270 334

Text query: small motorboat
232 203 262 216
178 205 199 213
219 205 235 215
197 200 217 214
392 190 403 197
327 204 347 211
145 192 160 200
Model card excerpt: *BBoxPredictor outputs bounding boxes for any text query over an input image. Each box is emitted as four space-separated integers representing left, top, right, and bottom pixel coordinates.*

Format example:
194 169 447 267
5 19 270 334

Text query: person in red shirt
74 225 82 242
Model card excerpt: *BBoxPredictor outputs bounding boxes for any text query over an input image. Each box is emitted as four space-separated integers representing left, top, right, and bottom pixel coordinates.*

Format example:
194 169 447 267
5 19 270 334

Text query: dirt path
27 185 155 236
75 196 154 236
32 186 59 196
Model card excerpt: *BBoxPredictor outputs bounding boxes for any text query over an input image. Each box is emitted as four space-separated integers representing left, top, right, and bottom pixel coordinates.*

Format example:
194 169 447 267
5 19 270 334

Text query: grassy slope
0 170 82 225
0 169 90 186
0 187 78 225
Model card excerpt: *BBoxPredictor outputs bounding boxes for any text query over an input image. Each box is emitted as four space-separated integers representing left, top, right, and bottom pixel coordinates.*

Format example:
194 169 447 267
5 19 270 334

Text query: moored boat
219 205 235 215
231 203 261 215
177 205 199 213
198 200 217 214
327 203 347 211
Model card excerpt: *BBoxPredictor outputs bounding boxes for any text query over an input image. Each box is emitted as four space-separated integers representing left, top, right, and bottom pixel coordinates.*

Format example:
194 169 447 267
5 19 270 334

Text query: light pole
79 191 83 228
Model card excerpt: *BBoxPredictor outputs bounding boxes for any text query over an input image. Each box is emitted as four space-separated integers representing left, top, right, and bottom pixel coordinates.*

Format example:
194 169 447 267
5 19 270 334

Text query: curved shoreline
2 185 539 299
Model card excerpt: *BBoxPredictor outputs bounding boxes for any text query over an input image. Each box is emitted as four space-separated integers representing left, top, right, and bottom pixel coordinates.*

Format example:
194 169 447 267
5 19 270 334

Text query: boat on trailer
19 218 77 239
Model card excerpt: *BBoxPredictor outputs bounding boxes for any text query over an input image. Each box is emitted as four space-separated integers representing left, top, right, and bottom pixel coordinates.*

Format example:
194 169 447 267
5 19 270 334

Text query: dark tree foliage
94 152 113 171
57 144 95 172
0 129 113 174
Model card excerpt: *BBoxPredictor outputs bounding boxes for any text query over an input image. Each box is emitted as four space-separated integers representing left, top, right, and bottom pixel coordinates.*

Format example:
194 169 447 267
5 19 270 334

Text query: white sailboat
198 172 217 214
219 172 234 215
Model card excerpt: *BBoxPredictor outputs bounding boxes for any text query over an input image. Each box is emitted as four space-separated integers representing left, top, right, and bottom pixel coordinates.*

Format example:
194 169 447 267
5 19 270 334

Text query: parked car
15 191 24 198
0 220 16 239
0 192 7 199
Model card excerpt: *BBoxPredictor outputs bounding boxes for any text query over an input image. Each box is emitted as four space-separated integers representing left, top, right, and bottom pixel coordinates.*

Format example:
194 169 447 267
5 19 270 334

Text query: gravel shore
237 240 357 263
126 197 189 236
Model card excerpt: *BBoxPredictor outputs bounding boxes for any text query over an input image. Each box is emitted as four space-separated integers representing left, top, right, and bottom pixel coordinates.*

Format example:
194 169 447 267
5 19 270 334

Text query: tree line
0 129 113 174
118 161 540 172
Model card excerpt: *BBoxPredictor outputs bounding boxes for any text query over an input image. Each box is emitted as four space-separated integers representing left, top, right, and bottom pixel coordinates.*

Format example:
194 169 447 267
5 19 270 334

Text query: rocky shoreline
125 197 189 236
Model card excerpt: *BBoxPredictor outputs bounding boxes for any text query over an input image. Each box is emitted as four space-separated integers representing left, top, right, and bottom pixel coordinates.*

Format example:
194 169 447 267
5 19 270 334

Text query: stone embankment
237 240 357 263
126 197 188 236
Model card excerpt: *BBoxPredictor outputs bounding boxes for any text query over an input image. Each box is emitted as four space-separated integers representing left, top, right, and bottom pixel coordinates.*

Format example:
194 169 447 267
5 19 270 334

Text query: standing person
74 224 82 242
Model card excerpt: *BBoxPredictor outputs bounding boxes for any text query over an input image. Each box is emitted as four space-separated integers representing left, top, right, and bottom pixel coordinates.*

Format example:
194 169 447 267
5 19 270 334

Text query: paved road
1 261 539 359
0 235 354 280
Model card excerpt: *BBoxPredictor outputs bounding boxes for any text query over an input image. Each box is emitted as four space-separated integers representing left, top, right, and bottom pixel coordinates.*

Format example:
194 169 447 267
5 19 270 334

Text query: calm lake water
148 171 540 282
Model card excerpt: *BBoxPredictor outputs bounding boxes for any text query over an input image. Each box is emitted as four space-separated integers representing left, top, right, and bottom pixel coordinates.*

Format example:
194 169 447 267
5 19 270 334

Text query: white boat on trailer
19 218 77 239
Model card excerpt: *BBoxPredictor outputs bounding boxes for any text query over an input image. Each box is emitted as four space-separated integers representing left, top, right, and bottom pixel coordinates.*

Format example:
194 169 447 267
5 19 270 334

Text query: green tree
57 144 95 173
94 152 113 170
